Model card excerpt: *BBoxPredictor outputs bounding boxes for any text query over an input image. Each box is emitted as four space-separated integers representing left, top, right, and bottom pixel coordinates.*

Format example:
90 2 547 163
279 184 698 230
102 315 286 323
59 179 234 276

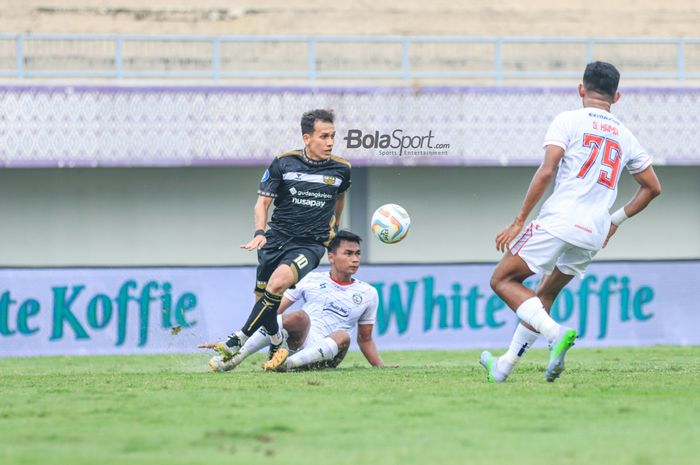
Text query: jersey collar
329 272 354 286
302 148 331 166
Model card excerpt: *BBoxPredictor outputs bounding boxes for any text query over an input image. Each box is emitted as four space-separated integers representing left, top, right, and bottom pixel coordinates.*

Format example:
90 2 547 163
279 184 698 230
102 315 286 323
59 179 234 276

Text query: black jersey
258 149 352 243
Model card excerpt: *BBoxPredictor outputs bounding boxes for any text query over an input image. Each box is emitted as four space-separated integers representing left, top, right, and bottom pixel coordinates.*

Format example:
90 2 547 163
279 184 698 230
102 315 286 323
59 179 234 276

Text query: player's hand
603 223 618 248
495 220 523 253
240 235 267 251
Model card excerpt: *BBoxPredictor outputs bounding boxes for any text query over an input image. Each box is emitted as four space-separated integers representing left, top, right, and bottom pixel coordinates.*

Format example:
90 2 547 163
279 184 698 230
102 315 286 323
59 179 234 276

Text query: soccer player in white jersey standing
209 230 391 372
481 61 661 383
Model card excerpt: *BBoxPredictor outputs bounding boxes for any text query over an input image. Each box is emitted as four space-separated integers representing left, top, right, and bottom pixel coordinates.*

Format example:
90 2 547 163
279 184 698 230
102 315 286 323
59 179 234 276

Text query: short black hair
301 109 335 135
327 230 362 254
583 61 620 98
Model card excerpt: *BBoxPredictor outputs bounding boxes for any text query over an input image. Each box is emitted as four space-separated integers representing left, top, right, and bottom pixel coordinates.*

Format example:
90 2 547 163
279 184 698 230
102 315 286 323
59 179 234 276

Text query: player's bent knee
489 274 502 293
267 265 296 294
490 271 510 295
490 255 532 295
330 330 351 349
283 310 310 330
489 262 510 293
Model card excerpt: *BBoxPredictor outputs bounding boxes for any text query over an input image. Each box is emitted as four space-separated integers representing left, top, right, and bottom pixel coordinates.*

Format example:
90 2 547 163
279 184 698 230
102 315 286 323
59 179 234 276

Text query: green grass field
1 347 698 465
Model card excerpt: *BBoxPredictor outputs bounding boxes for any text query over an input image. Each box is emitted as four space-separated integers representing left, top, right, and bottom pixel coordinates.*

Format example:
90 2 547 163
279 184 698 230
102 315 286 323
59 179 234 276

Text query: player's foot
266 329 288 361
215 335 242 360
546 327 577 382
262 347 289 372
208 355 237 373
479 351 508 383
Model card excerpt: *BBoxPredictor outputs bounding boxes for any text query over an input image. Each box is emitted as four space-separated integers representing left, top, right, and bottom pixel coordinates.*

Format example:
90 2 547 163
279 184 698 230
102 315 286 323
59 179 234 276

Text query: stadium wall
0 165 697 266
2 85 698 167
1 85 698 265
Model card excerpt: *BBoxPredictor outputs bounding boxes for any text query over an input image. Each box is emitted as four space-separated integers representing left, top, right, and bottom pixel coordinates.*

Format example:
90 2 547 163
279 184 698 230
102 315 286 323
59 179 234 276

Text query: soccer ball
371 204 411 244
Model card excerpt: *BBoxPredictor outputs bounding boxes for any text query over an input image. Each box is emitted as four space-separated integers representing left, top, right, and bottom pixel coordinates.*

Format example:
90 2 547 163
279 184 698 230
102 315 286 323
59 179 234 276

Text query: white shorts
293 326 325 353
509 222 597 278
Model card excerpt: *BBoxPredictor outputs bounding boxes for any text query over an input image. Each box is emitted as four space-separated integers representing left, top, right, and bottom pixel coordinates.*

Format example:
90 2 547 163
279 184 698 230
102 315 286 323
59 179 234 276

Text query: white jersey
538 107 652 250
283 271 379 337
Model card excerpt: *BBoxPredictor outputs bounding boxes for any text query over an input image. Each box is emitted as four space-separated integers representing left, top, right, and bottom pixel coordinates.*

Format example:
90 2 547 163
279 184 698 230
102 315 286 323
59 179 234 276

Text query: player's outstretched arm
604 166 661 247
240 195 274 250
495 145 564 252
357 324 397 368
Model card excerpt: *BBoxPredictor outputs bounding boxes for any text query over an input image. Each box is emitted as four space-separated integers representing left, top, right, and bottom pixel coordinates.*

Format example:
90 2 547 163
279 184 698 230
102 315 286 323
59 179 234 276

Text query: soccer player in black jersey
199 109 351 368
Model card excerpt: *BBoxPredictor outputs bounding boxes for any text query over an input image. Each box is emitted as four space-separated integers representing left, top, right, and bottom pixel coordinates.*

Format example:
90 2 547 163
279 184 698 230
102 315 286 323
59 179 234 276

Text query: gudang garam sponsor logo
289 187 331 208
370 274 654 340
0 280 197 347
344 129 450 156
289 187 333 199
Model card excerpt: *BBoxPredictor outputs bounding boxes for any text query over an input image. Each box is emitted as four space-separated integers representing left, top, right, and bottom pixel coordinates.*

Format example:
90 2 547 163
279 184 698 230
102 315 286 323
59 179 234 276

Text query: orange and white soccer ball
371 204 411 244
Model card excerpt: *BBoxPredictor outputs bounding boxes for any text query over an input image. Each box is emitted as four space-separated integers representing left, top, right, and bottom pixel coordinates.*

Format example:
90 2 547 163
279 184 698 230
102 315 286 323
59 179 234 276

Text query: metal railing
1 34 699 80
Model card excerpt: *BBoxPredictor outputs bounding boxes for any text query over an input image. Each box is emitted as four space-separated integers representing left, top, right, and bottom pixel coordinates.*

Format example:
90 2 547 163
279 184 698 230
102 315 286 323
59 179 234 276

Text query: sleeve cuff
542 140 567 150
627 157 653 174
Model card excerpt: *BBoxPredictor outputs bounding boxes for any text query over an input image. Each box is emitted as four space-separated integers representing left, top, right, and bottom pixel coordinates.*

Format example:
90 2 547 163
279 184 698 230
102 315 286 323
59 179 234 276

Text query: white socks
497 323 540 376
232 316 285 365
515 297 560 342
286 337 339 370
230 328 271 365
234 330 249 345
497 297 564 379
269 333 283 345
269 316 285 346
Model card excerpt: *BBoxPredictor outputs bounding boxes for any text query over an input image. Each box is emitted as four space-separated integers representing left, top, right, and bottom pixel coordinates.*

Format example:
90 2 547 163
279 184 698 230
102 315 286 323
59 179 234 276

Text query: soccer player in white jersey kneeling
209 230 392 372
481 61 661 383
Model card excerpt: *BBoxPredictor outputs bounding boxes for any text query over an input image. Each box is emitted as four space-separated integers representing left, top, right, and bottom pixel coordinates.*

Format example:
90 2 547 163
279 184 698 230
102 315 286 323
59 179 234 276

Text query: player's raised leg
217 263 294 360
490 252 566 341
257 245 325 362
484 252 576 382
483 266 576 382
537 267 575 313
247 265 294 348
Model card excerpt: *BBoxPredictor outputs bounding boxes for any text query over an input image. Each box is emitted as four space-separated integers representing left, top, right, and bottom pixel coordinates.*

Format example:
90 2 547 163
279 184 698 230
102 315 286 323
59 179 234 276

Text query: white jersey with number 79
537 107 652 250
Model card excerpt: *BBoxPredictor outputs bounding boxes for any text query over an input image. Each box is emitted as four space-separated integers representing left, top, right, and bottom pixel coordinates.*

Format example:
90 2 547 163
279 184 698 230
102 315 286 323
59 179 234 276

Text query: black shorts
255 230 326 293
